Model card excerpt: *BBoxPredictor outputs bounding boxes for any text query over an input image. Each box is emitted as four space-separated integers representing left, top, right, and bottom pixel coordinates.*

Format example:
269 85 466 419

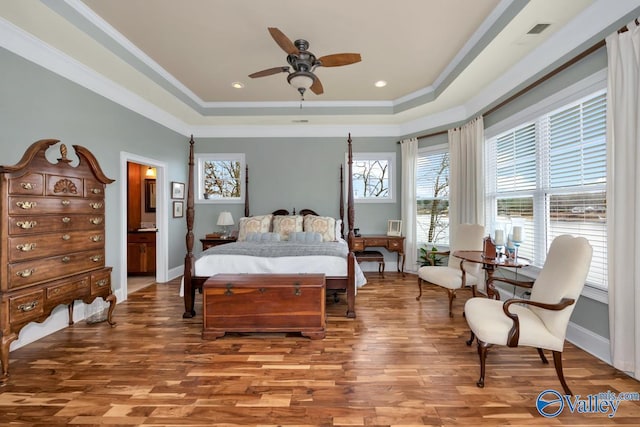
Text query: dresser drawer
128 232 156 244
8 196 104 215
9 289 45 326
387 239 403 250
8 172 44 196
9 231 105 262
84 179 106 198
9 250 105 289
45 175 83 197
352 239 365 251
90 269 112 296
364 238 388 247
46 275 90 306
8 214 105 235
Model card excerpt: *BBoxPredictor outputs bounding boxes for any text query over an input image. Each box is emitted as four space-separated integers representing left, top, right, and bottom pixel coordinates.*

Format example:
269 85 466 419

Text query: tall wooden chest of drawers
0 139 116 381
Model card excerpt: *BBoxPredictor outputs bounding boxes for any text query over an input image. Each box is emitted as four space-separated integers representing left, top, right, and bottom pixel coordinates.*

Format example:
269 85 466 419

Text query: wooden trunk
203 274 326 340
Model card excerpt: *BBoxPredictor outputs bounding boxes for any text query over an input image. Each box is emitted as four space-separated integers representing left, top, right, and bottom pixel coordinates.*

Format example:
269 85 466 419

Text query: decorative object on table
493 229 505 257
217 211 235 238
386 219 402 237
511 225 524 261
482 235 496 260
171 181 185 199
173 201 184 218
353 227 361 237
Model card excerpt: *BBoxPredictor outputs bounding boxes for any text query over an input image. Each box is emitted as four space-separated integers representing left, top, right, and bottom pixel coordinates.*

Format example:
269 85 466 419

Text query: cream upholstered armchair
416 223 485 317
464 235 592 395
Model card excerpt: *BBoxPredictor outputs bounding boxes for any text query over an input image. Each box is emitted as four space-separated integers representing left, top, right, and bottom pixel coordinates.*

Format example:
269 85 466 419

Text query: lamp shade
287 71 314 90
217 211 234 226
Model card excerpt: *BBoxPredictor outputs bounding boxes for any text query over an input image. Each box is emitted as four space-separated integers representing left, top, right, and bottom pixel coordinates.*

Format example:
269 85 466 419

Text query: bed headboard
271 208 320 216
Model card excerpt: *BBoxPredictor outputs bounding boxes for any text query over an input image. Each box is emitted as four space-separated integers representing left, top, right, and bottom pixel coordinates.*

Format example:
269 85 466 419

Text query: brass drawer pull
294 283 302 296
90 202 103 209
90 217 103 225
90 235 103 242
16 268 35 278
16 243 36 252
96 278 108 287
61 256 71 263
91 188 102 195
62 234 70 241
90 255 103 262
61 199 70 206
62 217 71 223
20 182 35 190
16 201 36 210
53 288 61 294
16 221 37 229
18 300 39 312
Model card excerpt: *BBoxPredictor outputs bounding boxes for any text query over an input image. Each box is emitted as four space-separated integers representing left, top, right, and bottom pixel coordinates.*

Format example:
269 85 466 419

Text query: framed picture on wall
171 181 185 199
173 201 184 218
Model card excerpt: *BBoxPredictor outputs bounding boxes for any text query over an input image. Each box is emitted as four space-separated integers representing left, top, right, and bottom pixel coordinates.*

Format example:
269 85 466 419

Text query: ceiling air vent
527 23 551 35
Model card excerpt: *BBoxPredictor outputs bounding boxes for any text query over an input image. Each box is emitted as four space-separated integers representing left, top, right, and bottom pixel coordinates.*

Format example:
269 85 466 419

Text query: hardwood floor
1 272 639 426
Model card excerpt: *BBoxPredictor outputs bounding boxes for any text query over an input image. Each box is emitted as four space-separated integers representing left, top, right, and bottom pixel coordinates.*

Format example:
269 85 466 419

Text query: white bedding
179 251 367 297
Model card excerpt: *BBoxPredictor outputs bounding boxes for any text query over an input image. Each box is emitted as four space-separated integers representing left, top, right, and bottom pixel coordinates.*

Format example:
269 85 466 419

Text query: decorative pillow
245 232 281 242
303 215 336 242
289 231 323 244
237 214 273 241
272 215 303 240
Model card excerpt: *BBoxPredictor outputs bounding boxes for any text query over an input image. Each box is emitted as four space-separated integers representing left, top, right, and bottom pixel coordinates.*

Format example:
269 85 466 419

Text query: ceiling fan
248 27 362 97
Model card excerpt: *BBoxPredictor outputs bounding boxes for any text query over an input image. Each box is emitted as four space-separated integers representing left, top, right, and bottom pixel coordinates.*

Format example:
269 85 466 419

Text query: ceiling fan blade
248 66 289 78
310 77 324 95
317 53 362 67
268 27 299 55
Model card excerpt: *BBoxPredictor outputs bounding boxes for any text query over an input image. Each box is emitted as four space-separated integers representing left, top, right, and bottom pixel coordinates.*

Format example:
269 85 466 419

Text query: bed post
244 165 250 217
339 164 345 239
183 136 196 318
345 133 356 318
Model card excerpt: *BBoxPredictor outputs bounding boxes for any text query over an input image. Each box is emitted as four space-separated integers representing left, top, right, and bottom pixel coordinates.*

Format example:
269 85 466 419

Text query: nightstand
200 237 237 250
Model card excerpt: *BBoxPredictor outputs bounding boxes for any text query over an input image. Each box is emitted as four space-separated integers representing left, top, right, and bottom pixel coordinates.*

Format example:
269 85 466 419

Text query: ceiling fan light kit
249 27 361 98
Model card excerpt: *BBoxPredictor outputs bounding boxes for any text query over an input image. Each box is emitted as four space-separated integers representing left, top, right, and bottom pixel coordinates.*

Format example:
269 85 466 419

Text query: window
350 152 395 202
417 144 450 244
485 91 607 288
195 153 245 203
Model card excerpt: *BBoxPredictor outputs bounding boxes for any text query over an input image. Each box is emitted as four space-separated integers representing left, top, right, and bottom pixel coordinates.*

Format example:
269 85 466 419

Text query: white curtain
606 20 640 380
401 137 418 272
448 116 485 245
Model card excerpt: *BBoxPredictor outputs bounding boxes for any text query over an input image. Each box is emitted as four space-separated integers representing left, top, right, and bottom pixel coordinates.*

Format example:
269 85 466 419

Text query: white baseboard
566 321 611 365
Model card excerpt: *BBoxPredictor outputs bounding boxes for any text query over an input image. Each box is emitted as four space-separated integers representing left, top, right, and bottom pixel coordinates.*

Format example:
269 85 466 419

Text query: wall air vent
527 23 551 34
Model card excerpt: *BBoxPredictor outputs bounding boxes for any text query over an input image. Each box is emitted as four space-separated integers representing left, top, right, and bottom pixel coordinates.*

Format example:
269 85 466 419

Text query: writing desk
352 235 405 275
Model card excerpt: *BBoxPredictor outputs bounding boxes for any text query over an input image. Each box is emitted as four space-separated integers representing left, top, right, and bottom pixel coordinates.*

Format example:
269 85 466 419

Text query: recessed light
374 80 387 88
231 81 245 89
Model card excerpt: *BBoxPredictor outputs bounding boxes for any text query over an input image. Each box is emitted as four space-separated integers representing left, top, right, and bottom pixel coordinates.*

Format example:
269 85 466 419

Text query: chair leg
552 351 573 396
466 331 475 346
416 277 423 301
447 289 455 317
537 348 549 364
476 340 491 388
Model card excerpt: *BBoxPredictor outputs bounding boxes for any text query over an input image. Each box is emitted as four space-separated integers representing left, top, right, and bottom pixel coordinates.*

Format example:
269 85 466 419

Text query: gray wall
0 47 189 291
192 136 401 257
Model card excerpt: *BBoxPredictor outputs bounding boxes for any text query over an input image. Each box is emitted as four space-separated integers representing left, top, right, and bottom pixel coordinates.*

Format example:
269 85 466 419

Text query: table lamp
216 211 234 238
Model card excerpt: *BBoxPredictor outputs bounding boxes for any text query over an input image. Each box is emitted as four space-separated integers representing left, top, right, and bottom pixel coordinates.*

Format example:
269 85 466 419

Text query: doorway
119 152 168 300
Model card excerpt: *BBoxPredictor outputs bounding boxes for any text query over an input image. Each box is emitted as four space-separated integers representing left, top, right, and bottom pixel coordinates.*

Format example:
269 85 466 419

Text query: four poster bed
181 134 362 319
